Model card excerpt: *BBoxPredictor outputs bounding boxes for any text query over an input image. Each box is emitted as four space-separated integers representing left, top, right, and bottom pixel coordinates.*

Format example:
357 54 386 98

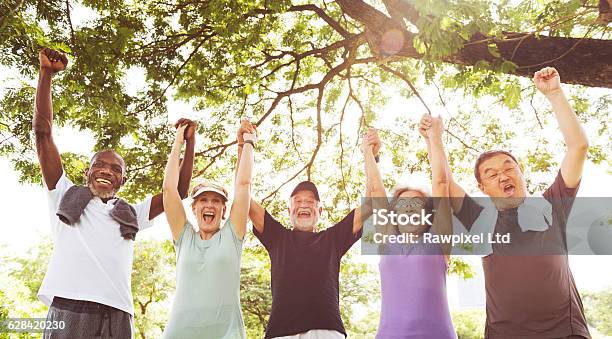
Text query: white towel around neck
462 196 553 256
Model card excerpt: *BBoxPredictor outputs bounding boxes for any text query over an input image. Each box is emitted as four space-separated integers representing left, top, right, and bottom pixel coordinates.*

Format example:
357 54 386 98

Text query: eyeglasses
394 197 426 210
483 167 516 182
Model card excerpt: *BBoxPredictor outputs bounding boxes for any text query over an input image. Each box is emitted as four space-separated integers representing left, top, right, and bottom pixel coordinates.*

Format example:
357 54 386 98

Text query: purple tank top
376 242 457 339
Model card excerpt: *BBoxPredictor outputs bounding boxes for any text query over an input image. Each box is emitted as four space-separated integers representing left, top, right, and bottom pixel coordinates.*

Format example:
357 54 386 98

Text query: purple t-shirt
377 241 457 339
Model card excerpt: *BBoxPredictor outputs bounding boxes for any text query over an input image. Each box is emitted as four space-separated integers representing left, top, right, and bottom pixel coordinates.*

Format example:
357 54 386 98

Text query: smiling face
477 154 527 210
191 192 226 233
86 150 125 199
288 190 322 232
393 189 430 235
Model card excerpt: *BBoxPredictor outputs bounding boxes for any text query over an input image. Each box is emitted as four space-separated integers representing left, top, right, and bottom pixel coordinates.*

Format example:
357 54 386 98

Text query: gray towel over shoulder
57 185 140 240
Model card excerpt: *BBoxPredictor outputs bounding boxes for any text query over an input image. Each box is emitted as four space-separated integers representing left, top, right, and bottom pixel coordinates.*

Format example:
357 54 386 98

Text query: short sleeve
453 194 484 231
543 169 580 226
253 210 286 252
174 221 194 258
47 172 73 209
222 219 244 256
543 170 581 200
133 196 154 231
47 172 74 236
328 209 359 256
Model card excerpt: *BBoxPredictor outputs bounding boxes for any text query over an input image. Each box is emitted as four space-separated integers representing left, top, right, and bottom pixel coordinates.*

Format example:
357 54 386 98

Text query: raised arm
229 130 255 240
33 48 68 189
162 124 189 241
534 67 589 188
419 114 467 212
236 137 266 233
358 128 388 235
426 117 451 200
248 198 266 233
234 120 265 233
149 119 196 220
424 116 452 259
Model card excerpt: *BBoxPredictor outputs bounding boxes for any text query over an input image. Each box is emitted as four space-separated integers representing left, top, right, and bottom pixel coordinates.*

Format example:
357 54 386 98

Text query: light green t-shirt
162 220 245 339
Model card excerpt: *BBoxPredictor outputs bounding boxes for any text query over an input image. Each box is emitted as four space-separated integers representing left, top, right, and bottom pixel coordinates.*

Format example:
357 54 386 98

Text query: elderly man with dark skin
33 48 195 339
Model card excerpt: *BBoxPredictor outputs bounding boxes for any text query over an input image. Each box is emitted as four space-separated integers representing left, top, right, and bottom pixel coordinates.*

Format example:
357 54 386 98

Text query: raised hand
174 118 197 141
39 48 68 74
361 128 378 155
237 119 257 144
174 124 187 145
419 114 432 140
534 67 561 96
427 116 444 140
367 128 381 156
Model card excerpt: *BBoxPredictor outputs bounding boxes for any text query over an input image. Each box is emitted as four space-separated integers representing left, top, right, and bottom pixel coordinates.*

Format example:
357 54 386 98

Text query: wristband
243 140 255 147
374 155 380 163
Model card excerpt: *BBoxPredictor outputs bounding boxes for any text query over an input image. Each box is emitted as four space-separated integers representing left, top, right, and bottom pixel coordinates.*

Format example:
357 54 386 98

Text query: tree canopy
1 2 610 337
1 0 610 219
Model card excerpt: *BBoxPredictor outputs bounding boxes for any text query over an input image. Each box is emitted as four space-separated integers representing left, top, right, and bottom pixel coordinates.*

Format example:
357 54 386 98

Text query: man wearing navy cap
286 180 323 232
236 122 381 338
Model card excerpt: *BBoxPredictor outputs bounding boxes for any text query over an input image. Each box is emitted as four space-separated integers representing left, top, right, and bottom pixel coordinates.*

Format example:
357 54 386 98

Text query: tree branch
336 0 612 88
529 91 545 129
261 163 308 204
258 34 364 79
129 34 215 116
0 0 24 27
338 78 352 204
379 64 432 115
256 54 375 203
306 88 324 180
193 143 231 178
288 96 306 163
288 4 351 38
65 0 76 46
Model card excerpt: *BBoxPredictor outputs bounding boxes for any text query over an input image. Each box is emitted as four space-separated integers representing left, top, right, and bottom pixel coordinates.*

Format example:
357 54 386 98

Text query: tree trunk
336 0 612 88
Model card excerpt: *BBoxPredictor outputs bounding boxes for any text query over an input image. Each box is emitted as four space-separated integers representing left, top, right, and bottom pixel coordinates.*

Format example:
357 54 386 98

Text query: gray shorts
43 297 132 339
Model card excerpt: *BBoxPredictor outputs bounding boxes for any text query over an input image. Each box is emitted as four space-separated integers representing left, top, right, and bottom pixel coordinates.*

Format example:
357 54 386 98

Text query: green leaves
582 287 612 335
502 81 521 108
448 256 475 279
0 0 609 208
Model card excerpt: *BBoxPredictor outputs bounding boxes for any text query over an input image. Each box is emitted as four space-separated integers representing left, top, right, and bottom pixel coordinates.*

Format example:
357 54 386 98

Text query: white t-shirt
38 172 154 315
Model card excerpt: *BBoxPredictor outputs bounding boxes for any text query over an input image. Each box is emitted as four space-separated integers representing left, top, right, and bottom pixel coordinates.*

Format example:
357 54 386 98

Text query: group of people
35 47 591 339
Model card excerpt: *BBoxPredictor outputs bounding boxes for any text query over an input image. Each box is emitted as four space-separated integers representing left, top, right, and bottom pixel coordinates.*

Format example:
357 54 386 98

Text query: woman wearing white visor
162 120 255 338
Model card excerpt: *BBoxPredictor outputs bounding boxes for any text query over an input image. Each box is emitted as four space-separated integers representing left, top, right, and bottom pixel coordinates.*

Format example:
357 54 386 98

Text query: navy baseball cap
290 181 320 201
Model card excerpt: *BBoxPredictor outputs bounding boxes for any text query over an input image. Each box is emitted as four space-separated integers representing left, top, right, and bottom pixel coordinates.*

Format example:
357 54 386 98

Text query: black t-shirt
454 171 590 338
253 210 361 338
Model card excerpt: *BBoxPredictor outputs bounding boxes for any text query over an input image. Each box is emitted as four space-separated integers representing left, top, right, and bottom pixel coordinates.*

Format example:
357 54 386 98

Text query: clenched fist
419 114 444 141
39 48 68 74
534 67 561 96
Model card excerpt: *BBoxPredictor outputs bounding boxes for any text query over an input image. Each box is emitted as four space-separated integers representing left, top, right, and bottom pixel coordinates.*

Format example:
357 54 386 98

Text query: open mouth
95 178 113 186
503 183 515 196
202 212 215 223
297 210 311 218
